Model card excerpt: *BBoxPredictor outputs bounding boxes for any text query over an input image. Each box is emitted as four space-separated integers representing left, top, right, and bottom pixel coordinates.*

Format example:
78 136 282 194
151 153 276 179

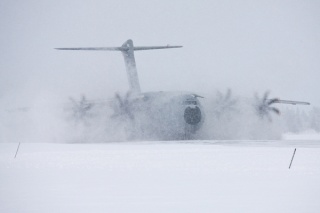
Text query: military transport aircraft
56 39 310 140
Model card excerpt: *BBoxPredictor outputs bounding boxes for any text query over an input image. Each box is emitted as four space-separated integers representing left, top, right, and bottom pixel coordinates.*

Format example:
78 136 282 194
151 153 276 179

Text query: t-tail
56 39 182 94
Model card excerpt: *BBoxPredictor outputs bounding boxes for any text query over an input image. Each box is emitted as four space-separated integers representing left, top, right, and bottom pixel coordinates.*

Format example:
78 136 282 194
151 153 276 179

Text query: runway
1 140 320 212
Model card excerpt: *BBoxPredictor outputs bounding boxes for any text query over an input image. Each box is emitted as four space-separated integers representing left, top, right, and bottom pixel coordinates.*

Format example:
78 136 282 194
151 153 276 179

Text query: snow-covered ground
1 140 320 213
283 130 320 140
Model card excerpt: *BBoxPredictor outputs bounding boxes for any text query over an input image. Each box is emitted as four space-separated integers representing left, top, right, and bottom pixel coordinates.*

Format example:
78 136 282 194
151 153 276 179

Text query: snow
1 140 320 213
283 130 320 140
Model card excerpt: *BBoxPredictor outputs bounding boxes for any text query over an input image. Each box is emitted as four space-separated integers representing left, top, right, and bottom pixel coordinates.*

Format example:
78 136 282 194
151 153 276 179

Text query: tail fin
56 39 182 94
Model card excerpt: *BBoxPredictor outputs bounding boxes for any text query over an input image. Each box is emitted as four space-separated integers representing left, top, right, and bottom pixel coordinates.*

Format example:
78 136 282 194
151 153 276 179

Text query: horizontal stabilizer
55 45 182 51
56 39 182 94
55 40 311 106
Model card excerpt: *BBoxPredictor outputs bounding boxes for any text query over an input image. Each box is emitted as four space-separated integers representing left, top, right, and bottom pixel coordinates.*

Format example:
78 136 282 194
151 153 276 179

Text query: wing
271 99 310 105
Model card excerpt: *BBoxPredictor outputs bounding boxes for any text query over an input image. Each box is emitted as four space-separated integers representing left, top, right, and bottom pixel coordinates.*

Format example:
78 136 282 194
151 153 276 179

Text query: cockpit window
184 100 197 105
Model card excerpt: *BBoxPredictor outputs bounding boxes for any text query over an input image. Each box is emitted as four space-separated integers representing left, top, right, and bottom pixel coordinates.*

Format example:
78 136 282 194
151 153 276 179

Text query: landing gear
184 124 197 140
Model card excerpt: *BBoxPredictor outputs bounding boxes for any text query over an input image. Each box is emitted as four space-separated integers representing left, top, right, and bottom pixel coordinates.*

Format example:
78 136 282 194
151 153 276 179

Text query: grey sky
1 0 319 107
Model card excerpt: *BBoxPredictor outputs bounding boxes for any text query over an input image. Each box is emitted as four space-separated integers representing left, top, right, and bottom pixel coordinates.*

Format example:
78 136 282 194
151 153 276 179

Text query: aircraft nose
184 106 201 125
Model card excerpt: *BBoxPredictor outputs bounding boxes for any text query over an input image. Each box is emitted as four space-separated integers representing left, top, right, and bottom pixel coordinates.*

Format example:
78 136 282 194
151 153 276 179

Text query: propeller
254 91 280 121
111 92 136 121
69 95 94 121
214 89 238 115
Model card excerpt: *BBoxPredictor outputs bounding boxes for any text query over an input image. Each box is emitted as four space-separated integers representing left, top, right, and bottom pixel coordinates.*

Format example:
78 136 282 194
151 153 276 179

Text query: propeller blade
254 91 281 121
225 89 232 101
262 91 269 103
111 92 135 121
267 98 280 105
270 107 280 115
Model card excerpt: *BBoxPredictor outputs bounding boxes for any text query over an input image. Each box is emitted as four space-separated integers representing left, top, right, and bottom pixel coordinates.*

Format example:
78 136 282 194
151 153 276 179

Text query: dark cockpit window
184 100 197 105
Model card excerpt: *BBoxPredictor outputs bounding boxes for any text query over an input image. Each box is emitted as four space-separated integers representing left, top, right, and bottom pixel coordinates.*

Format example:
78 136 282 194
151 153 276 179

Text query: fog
1 1 319 142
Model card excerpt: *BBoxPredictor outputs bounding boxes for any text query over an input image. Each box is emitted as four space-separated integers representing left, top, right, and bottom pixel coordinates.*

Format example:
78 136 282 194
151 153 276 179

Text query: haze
0 1 320 143
1 0 319 106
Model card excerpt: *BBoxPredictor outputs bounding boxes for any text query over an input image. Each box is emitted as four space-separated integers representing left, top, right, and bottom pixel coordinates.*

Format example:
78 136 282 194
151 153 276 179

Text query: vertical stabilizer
120 40 141 94
55 40 182 94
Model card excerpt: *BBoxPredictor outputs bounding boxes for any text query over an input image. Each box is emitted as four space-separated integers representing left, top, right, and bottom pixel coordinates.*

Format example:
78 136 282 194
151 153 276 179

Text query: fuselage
128 91 204 140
